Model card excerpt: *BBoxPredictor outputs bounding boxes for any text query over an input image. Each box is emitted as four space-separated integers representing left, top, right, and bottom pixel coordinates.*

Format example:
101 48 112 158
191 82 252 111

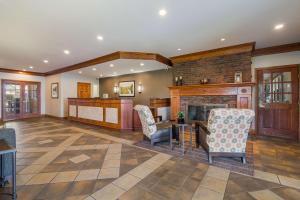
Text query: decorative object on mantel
113 84 119 94
51 82 59 99
177 111 185 124
175 76 179 86
179 76 183 86
119 81 135 97
200 78 209 84
137 82 144 94
234 71 243 83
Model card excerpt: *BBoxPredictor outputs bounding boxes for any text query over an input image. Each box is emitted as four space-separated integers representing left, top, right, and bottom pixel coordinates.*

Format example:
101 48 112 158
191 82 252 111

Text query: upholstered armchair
0 128 16 186
134 105 170 145
198 108 255 164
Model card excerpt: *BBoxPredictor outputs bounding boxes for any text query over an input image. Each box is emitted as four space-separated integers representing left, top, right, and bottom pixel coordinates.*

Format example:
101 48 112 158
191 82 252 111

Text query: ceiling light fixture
97 35 104 40
140 63 144 66
22 69 26 71
43 60 49 63
109 64 114 67
177 48 182 51
64 50 70 55
29 66 34 69
274 24 284 30
130 69 135 72
78 71 82 74
92 68 97 71
159 9 167 16
221 38 226 42
100 74 103 77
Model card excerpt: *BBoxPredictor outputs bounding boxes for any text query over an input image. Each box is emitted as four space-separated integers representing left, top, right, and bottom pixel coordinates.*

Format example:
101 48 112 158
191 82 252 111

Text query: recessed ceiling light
130 69 135 72
78 71 82 74
177 48 182 51
99 74 103 77
159 9 167 16
43 60 49 63
109 64 114 67
97 35 103 40
22 69 26 71
64 50 70 55
140 63 144 66
221 38 226 42
92 67 97 71
274 24 284 30
29 66 34 69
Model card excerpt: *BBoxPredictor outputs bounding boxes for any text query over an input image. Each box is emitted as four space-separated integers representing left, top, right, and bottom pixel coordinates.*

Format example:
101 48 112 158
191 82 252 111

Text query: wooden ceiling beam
0 68 46 76
253 42 300 57
170 42 256 64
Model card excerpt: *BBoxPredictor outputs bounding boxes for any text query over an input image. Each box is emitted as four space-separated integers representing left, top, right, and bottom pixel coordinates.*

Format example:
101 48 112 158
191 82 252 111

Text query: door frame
1 79 41 121
255 64 300 140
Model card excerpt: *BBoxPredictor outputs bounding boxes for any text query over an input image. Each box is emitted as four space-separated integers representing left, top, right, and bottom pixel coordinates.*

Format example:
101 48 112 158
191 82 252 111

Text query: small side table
0 139 16 200
170 123 193 155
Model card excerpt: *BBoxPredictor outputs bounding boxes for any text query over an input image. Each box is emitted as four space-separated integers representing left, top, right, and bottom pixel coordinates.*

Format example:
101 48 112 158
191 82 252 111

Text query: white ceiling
0 0 300 73
68 59 169 78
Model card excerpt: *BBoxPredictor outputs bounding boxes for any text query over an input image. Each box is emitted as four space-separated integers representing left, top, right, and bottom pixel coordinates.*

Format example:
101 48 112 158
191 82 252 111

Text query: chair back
207 108 255 153
134 105 157 138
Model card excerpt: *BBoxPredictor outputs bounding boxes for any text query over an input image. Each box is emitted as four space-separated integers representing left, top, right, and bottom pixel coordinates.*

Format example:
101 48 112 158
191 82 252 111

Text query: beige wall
0 72 46 119
45 73 99 117
99 69 173 105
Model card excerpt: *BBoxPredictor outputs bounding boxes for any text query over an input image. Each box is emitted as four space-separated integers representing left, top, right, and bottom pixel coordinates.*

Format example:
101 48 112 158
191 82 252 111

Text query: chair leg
151 140 155 146
208 154 213 164
242 156 246 164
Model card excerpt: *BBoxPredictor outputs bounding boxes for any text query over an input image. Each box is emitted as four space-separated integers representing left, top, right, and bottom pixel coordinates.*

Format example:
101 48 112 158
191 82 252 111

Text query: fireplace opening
187 104 228 122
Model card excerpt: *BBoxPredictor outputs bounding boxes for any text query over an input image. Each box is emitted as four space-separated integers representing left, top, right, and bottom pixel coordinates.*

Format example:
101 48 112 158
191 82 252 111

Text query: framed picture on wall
119 81 135 97
51 82 59 98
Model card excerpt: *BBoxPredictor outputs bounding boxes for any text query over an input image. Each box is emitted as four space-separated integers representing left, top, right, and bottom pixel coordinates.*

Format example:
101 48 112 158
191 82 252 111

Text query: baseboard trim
43 114 68 120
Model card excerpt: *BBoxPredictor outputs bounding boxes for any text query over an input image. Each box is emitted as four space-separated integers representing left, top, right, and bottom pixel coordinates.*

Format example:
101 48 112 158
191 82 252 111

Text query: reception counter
68 98 133 130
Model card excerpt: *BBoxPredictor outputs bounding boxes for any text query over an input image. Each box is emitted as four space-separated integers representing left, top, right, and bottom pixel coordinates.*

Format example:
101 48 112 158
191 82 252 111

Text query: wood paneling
253 42 300 57
169 83 254 120
150 98 170 108
77 82 91 98
68 98 133 130
170 42 255 64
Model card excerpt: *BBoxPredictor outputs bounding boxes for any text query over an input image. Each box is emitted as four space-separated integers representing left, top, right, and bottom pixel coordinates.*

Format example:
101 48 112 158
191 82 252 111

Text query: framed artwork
119 81 135 97
51 83 59 98
234 71 243 83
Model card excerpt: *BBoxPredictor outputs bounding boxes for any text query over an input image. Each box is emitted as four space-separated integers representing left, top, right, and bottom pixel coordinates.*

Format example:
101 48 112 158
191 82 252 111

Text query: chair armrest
197 121 210 135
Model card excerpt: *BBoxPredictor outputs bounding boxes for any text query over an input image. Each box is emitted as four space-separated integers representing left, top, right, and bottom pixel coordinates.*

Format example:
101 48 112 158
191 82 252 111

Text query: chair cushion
151 128 170 140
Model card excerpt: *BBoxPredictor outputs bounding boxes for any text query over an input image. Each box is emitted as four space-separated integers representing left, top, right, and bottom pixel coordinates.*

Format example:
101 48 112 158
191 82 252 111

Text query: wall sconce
113 84 119 94
137 82 144 94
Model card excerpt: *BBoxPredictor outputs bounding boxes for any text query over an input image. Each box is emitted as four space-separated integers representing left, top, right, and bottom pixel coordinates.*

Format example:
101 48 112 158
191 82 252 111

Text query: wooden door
77 82 91 98
2 80 41 121
256 66 299 139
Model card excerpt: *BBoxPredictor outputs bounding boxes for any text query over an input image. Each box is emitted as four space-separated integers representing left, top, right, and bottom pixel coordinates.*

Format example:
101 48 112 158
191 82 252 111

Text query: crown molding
0 68 46 76
45 51 172 76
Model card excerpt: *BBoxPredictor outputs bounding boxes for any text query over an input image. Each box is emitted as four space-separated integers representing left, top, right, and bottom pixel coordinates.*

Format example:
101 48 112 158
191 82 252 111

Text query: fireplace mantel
169 82 255 120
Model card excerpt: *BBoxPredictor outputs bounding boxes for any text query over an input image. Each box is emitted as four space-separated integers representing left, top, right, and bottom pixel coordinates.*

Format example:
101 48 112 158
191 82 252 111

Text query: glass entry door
256 66 299 139
2 80 41 121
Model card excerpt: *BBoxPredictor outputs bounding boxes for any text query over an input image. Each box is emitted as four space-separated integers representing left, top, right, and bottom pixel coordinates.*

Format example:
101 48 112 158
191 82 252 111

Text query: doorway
1 80 41 121
256 65 299 140
77 82 91 98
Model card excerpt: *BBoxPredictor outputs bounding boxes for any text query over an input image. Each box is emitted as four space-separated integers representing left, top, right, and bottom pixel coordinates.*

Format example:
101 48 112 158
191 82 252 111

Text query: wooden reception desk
68 98 133 130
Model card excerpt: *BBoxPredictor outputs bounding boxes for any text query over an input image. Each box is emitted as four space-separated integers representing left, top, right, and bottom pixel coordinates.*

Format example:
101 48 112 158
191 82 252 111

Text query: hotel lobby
1 1 300 200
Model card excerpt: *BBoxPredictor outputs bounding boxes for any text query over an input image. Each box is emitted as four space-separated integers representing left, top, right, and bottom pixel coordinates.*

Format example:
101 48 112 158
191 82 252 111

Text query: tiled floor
0 117 300 200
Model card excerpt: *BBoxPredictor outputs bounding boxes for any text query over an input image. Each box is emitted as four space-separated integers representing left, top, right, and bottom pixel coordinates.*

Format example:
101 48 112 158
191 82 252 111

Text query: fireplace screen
187 104 228 121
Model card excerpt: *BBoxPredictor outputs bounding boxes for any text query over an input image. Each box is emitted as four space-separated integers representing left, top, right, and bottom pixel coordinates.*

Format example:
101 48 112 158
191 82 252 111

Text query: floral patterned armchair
134 105 170 145
198 108 255 164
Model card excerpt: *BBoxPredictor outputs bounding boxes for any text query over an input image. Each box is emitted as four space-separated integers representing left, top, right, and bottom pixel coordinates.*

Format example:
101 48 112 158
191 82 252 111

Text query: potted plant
177 111 185 124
